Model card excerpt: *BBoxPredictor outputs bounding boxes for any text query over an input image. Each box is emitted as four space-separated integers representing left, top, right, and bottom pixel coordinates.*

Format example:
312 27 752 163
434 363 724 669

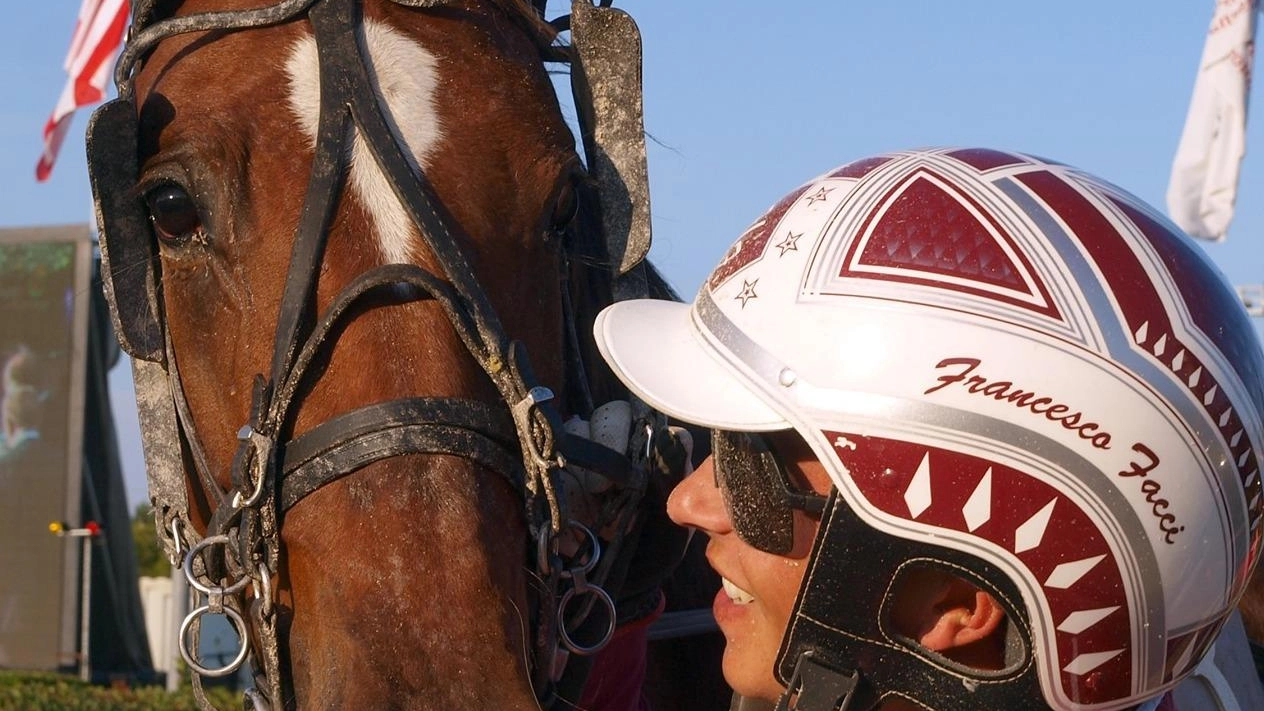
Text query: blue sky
3 1 1262 510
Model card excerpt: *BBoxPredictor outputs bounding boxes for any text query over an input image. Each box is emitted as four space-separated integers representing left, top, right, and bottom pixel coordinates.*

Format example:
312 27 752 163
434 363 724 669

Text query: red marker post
49 521 103 681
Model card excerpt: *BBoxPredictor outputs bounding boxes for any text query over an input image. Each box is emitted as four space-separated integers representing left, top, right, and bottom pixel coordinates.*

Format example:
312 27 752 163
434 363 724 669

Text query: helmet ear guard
775 492 1042 711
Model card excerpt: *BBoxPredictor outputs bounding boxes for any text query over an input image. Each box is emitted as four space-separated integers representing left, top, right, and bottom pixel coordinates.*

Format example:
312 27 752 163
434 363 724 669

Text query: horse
87 0 727 708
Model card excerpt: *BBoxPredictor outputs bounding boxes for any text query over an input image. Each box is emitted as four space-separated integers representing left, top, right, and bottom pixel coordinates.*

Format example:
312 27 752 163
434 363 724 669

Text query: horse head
89 0 649 708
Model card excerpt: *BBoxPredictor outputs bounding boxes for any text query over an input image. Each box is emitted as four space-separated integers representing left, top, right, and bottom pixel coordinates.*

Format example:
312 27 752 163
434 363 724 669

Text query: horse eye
551 183 578 233
144 183 203 244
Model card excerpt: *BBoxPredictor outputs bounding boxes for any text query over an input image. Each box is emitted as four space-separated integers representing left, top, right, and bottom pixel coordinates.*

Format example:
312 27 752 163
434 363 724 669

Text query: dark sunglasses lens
712 430 796 555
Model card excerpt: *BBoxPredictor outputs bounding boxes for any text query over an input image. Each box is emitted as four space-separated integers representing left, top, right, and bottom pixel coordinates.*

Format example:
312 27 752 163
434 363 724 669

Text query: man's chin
721 645 784 705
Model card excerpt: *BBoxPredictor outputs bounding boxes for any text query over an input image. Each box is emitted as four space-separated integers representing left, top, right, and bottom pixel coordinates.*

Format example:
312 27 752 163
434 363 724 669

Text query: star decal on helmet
775 231 802 256
734 279 759 308
804 186 834 205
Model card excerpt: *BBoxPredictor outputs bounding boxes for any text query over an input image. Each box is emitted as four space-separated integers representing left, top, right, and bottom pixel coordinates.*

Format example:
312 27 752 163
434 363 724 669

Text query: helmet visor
712 430 828 555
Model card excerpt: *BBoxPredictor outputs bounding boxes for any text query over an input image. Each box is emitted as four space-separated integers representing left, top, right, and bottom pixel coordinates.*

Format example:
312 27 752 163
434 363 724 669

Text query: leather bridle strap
267 262 498 442
261 260 632 513
264 0 567 515
118 0 636 707
280 400 524 510
119 0 322 97
280 395 635 514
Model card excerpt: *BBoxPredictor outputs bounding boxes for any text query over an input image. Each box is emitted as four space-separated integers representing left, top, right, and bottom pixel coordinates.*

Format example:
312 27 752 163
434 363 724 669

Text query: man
595 148 1264 710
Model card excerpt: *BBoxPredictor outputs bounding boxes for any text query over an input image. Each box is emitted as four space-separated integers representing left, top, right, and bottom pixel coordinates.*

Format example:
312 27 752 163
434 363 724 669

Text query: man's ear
889 567 1006 663
918 579 1005 652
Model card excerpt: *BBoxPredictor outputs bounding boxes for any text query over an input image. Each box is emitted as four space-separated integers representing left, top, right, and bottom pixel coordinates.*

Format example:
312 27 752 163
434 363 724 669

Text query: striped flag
36 0 130 182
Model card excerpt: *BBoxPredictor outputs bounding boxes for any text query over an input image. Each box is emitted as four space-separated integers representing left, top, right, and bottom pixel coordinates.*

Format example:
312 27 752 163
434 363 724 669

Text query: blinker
87 98 166 363
711 430 827 555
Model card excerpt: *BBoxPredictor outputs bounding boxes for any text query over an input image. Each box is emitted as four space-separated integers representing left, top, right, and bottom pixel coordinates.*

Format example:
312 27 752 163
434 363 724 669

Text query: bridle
86 0 657 708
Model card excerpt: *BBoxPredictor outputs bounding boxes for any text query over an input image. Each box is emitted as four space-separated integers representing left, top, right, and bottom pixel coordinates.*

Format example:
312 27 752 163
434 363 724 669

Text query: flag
1167 0 1259 241
36 0 130 182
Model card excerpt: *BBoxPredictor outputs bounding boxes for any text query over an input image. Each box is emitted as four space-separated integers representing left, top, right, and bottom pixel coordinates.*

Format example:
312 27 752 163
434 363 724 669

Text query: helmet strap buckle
776 651 861 711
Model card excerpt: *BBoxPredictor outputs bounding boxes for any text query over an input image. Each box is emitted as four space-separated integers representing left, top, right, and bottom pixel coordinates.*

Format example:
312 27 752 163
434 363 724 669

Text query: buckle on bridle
513 386 565 468
233 424 274 509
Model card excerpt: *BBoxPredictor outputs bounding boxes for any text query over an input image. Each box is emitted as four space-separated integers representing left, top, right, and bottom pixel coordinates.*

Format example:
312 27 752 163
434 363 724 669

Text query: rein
90 0 658 708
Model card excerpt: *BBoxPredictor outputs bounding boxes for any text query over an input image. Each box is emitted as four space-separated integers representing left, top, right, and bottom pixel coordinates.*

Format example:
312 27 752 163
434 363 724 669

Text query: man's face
666 432 832 702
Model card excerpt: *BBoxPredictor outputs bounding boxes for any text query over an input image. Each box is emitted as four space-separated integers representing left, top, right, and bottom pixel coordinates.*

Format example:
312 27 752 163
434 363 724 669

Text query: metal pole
79 537 92 682
48 522 101 682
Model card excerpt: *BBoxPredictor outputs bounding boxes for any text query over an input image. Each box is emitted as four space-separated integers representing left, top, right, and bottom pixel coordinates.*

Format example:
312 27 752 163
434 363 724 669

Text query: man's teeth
722 577 754 605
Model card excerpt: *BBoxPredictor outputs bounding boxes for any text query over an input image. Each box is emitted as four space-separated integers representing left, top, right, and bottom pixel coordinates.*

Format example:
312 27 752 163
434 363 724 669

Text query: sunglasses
711 430 829 555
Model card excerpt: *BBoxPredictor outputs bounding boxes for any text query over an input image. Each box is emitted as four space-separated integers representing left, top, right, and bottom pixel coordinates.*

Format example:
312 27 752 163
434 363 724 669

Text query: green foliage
0 671 237 711
131 503 171 579
0 243 75 300
0 242 74 275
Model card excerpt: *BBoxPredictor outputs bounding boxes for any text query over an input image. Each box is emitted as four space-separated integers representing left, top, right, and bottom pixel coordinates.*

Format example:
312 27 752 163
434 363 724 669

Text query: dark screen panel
0 226 89 671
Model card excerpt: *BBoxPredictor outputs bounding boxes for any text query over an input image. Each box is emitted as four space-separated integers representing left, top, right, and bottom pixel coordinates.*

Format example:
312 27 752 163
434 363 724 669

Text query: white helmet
595 147 1264 710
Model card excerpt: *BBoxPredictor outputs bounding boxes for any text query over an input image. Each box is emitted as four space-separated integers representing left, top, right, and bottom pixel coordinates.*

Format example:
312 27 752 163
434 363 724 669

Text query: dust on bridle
87 0 657 708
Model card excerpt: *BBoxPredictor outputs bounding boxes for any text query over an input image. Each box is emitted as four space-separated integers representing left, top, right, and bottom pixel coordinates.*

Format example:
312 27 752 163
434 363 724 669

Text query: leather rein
114 1 646 708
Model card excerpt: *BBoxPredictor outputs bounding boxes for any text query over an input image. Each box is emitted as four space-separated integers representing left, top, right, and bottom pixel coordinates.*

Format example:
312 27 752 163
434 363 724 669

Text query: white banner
1167 1 1259 241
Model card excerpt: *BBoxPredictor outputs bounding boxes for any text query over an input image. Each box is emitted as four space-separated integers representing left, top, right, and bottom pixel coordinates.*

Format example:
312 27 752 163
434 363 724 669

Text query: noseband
87 0 655 708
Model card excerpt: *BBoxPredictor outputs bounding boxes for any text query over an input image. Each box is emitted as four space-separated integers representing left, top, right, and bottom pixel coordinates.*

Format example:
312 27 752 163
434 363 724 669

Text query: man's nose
666 455 732 535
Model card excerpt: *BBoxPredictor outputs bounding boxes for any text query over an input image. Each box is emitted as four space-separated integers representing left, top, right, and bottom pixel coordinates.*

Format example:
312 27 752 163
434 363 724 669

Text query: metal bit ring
179 604 251 677
183 534 251 596
559 521 601 580
556 584 616 656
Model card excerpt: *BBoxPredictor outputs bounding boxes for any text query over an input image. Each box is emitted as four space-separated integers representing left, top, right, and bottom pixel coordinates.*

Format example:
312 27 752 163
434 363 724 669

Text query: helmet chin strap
774 652 866 711
772 492 1045 711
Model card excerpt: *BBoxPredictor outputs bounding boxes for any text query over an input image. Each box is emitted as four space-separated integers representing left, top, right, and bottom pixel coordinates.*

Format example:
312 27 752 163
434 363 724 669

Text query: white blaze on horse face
285 20 444 264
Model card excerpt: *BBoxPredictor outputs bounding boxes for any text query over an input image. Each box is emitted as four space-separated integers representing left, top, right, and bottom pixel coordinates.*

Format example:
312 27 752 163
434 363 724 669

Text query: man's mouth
721 577 754 605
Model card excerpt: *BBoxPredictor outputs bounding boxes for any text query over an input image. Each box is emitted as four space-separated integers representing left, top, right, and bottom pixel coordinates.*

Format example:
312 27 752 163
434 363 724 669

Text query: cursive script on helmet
924 357 1183 544
1118 443 1184 544
924 357 1113 450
